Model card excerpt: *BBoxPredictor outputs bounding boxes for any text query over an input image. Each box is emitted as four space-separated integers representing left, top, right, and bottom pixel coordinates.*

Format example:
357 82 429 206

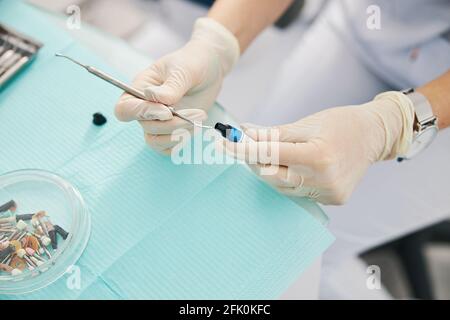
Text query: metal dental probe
0 35 12 57
55 53 213 129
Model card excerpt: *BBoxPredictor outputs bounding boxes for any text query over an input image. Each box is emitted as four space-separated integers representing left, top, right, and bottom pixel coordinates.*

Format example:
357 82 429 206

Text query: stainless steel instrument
55 53 212 129
0 24 42 88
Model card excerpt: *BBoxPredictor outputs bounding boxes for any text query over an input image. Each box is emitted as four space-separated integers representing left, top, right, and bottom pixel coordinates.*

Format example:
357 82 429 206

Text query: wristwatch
398 89 439 161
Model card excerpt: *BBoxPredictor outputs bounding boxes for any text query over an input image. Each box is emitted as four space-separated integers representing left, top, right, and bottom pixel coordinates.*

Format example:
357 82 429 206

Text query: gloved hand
115 18 240 155
220 92 415 205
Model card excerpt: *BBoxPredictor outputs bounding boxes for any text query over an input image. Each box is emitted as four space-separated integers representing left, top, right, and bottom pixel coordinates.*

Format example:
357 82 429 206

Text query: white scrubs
252 0 450 299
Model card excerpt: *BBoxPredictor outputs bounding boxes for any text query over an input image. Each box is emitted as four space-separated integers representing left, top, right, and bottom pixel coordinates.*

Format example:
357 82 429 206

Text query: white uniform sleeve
336 0 450 88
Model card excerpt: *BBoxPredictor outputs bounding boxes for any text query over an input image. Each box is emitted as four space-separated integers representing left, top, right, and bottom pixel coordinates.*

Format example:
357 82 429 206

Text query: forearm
417 70 450 130
208 0 293 52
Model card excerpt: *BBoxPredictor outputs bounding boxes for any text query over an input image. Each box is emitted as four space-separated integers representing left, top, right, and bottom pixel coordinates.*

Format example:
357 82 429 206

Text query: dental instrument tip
54 53 88 69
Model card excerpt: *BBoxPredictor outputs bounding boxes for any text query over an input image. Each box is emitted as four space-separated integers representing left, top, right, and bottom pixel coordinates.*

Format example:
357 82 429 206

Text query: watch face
406 127 438 159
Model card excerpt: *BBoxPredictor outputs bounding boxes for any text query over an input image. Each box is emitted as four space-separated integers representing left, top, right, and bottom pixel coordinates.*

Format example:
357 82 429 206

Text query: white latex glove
221 92 415 205
115 18 240 155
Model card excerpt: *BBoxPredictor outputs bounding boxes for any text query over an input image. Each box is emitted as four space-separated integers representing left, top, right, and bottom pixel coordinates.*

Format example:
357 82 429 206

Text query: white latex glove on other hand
221 92 415 205
115 18 240 155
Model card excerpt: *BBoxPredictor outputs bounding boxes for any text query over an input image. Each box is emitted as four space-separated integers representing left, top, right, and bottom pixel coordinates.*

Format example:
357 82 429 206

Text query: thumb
241 123 274 142
144 71 192 106
242 120 315 143
241 122 298 143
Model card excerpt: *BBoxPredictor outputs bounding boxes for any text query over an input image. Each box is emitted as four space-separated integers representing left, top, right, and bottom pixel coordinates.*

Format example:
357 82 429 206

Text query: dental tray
0 23 42 88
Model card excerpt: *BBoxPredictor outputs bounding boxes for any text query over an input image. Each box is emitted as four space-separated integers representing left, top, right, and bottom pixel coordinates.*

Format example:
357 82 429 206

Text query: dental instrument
55 53 250 143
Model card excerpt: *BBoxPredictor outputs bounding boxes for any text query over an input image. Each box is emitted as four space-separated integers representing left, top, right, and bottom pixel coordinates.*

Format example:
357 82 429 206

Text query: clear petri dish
0 169 90 295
